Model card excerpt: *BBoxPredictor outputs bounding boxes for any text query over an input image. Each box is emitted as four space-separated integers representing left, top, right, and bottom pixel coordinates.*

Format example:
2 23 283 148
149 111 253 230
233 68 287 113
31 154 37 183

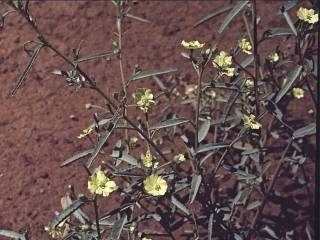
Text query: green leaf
0 230 26 240
246 200 261 210
51 196 87 229
171 196 190 215
276 0 299 15
61 148 94 167
132 67 177 80
188 174 202 204
197 143 229 154
149 118 189 130
111 214 127 240
125 13 151 23
282 11 297 36
198 120 211 143
264 27 295 38
293 122 316 139
218 1 249 33
75 51 114 63
193 6 233 27
239 54 254 69
11 44 43 96
208 213 214 239
66 194 90 224
112 152 140 167
87 117 119 167
275 65 303 103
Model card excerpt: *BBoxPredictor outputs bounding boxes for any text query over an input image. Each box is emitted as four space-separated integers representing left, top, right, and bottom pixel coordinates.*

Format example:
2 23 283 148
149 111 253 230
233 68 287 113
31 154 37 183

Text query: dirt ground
0 1 316 239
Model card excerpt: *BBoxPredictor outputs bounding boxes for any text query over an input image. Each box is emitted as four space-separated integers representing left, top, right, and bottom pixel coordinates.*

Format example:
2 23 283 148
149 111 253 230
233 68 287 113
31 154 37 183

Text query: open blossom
173 153 186 163
181 40 204 49
88 170 117 197
133 88 155 113
297 7 318 24
239 38 252 54
266 52 279 63
213 51 235 77
245 78 254 88
143 174 168 196
292 87 304 99
243 114 262 130
77 127 93 139
141 150 153 168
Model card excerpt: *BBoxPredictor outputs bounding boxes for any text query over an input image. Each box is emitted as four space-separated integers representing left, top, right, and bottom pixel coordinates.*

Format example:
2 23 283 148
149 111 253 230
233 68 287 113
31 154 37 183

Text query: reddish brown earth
0 1 316 239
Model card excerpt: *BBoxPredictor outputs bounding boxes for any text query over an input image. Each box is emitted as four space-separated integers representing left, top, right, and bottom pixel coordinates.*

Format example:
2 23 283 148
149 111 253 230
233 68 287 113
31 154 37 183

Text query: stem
195 69 204 152
116 3 129 150
252 0 260 116
248 139 292 238
93 196 101 239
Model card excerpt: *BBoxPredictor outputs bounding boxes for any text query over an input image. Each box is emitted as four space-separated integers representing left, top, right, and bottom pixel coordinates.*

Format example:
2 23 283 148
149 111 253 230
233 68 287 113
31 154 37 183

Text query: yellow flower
133 88 155 113
129 137 139 146
245 78 254 88
243 114 262 129
292 87 304 99
142 238 152 240
213 51 235 77
141 150 153 168
88 170 118 197
181 40 204 49
297 7 318 24
185 84 198 97
77 127 93 139
173 153 186 163
44 225 63 239
266 52 279 63
143 174 168 196
239 38 252 54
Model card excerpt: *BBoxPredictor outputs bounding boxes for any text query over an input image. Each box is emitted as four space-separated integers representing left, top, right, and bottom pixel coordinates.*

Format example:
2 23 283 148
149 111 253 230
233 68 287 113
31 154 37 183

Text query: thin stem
93 196 101 239
252 0 260 116
116 2 129 150
195 69 204 152
248 139 293 238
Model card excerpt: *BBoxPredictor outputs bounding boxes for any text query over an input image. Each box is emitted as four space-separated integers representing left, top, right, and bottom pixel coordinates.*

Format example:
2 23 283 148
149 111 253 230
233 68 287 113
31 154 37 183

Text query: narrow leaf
115 152 140 167
87 117 119 167
11 45 43 96
66 195 90 224
150 118 189 130
208 213 214 239
111 214 127 240
293 122 316 139
275 65 303 103
239 54 254 69
132 67 177 80
218 1 249 33
0 230 26 240
197 143 229 154
276 0 299 15
264 27 295 38
61 148 94 167
51 196 87 229
246 200 261 210
282 11 297 36
171 196 190 215
198 120 211 143
193 6 233 27
188 174 202 204
125 13 151 23
76 51 114 63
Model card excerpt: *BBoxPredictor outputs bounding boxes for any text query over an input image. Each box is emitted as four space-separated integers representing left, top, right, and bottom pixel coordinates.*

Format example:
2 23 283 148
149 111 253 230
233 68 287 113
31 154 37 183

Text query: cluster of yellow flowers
44 225 63 239
133 88 155 113
143 174 168 196
292 87 304 99
213 51 235 77
141 150 153 168
181 40 205 49
173 153 186 163
245 78 254 88
297 7 318 24
266 52 279 63
88 170 118 197
185 84 198 97
242 114 262 130
238 38 252 55
77 127 93 139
